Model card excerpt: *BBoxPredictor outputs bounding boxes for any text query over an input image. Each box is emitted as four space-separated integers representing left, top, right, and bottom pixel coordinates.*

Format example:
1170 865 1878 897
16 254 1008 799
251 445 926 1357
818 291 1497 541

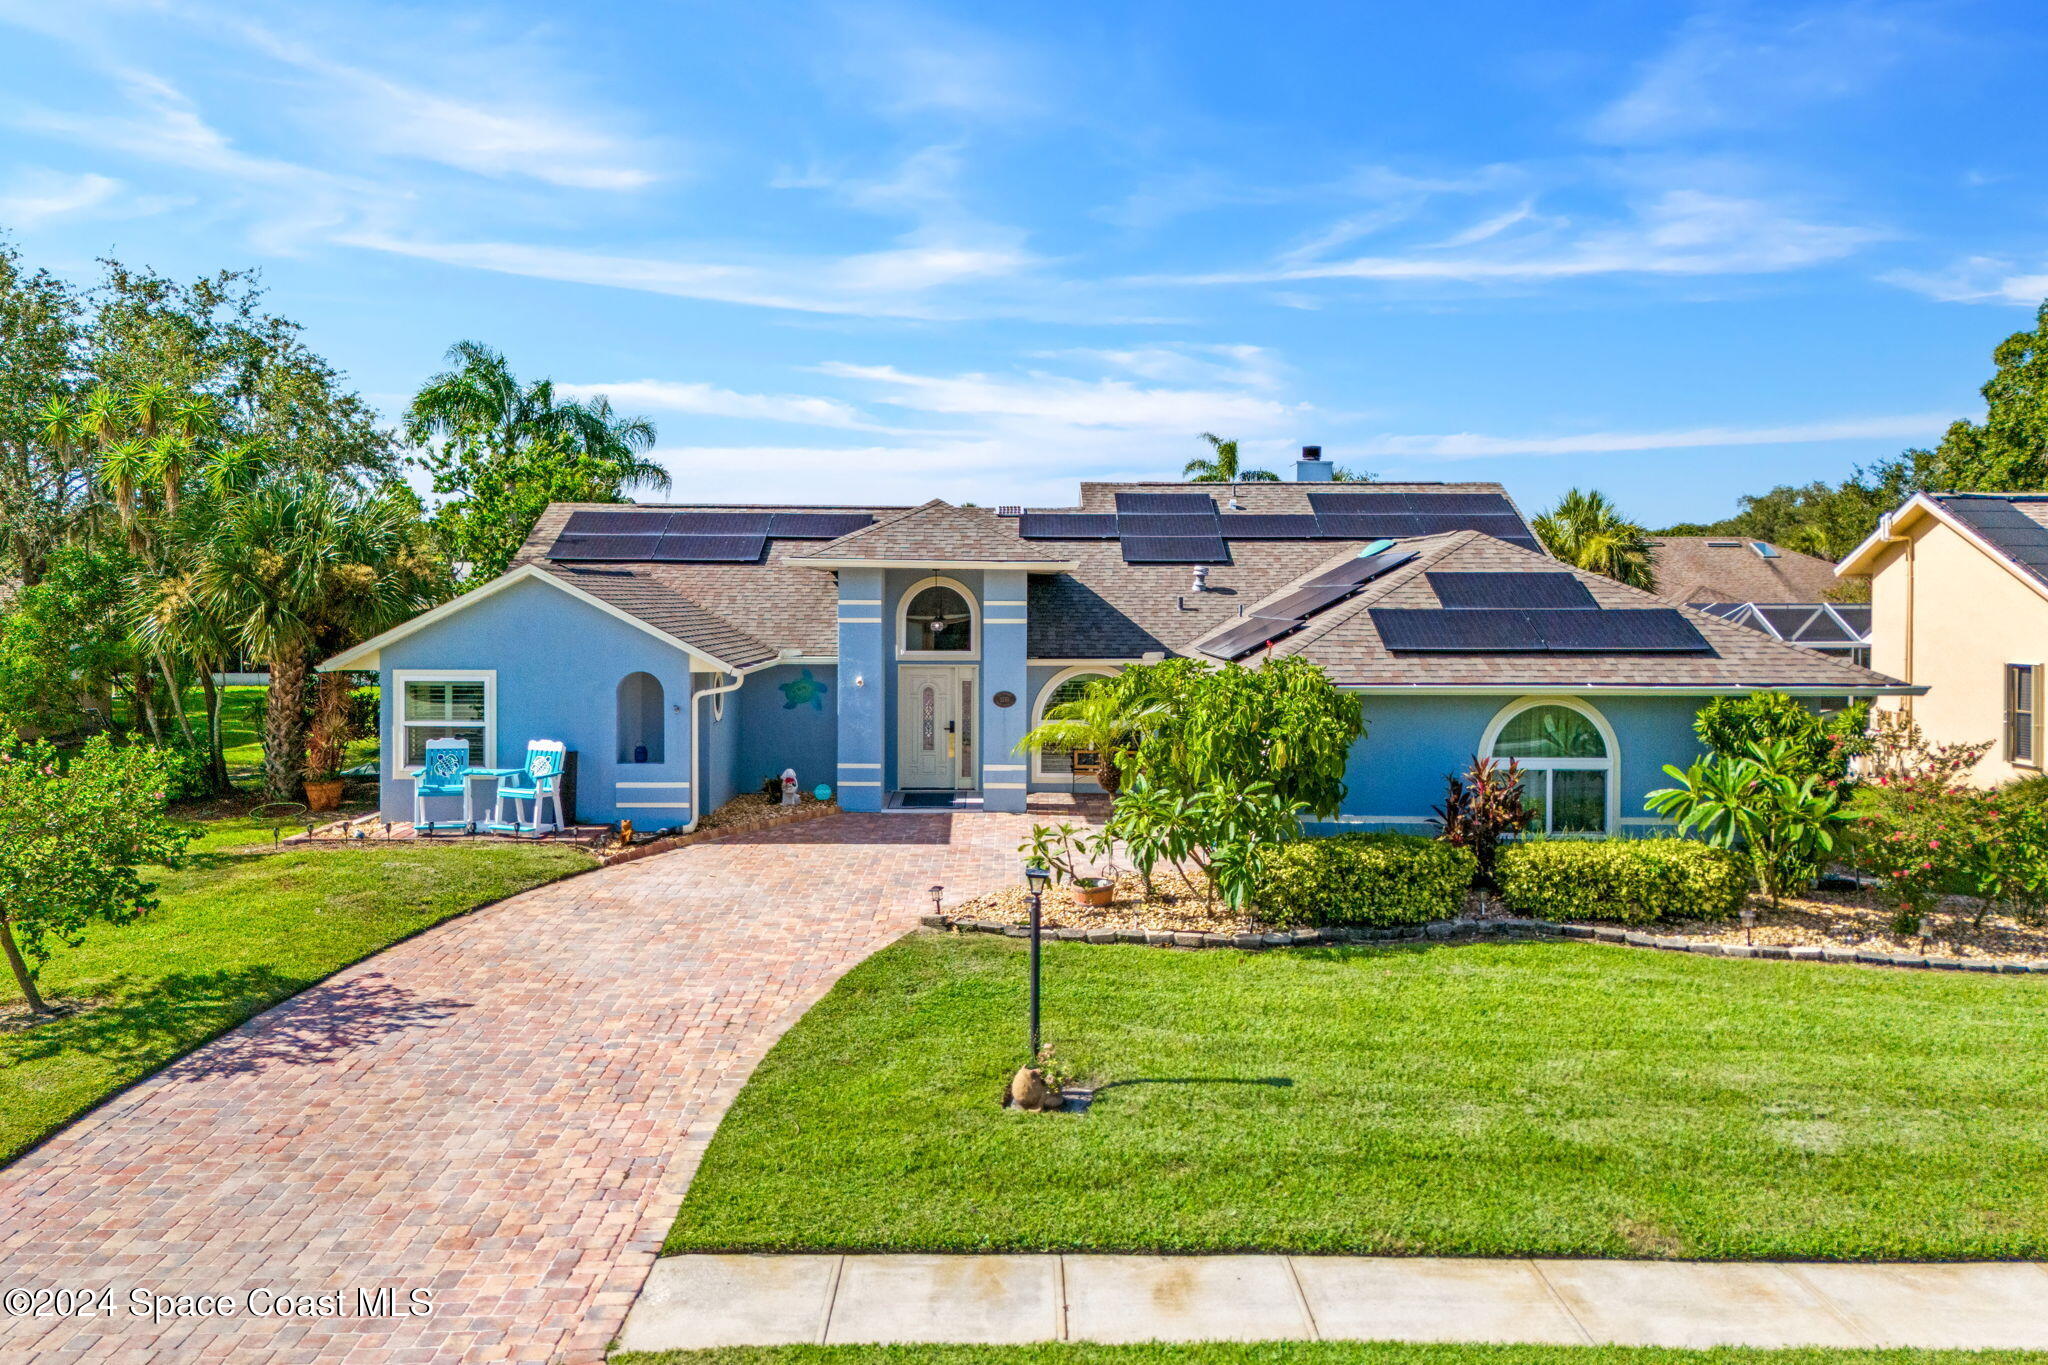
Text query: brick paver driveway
0 812 1052 1364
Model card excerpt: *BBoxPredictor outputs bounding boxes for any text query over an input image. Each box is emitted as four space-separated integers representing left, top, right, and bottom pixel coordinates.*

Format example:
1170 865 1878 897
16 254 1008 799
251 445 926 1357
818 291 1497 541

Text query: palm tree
1532 488 1655 589
156 392 222 517
1014 680 1166 795
191 471 442 800
1183 432 1279 483
98 438 151 543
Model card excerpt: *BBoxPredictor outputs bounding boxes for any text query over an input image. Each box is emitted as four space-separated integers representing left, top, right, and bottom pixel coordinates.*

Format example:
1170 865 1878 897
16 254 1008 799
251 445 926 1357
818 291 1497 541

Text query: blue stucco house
320 449 1917 834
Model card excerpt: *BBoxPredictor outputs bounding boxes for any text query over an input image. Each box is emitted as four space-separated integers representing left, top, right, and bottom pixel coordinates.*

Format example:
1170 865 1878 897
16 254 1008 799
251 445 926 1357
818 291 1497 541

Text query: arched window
1482 698 1616 836
1031 668 1114 780
898 577 977 656
616 671 665 763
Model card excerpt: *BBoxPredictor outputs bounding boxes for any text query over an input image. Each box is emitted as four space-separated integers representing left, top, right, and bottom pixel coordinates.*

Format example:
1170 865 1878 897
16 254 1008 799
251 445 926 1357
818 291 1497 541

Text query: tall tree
407 341 667 581
1183 432 1279 482
0 241 86 586
190 471 441 800
1533 488 1655 589
1918 299 2048 493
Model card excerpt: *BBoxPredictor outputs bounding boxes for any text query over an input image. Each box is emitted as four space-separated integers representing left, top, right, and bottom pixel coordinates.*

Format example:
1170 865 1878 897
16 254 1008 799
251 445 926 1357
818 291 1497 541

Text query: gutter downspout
685 668 746 833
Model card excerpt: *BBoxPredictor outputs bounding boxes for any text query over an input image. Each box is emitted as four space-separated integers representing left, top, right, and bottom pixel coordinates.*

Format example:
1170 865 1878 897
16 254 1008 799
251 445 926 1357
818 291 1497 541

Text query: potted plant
303 694 351 813
1023 822 1119 907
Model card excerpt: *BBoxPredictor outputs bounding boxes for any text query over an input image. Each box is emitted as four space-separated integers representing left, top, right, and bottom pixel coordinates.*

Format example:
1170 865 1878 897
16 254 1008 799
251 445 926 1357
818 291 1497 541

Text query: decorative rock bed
920 912 2048 972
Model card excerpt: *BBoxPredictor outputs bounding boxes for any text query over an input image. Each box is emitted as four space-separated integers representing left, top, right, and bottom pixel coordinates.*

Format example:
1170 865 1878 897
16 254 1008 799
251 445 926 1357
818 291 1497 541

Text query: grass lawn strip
610 1344 2048 1364
0 839 591 1164
667 932 2048 1261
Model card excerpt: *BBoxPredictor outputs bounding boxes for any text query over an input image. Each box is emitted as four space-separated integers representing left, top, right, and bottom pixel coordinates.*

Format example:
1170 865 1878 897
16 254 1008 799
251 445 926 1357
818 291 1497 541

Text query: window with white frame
397 672 494 768
1031 670 1113 777
899 577 977 656
2007 664 2041 766
1487 700 1613 835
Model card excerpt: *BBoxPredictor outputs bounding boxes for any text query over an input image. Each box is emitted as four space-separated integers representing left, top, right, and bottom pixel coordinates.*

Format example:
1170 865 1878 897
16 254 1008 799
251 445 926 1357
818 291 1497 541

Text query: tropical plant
0 729 193 1014
1694 692 1868 782
188 471 441 800
1019 822 1113 887
406 340 667 580
1013 676 1165 794
1183 431 1278 483
1431 756 1535 890
1532 488 1654 589
1116 656 1363 817
1101 773 1188 898
1645 739 1855 906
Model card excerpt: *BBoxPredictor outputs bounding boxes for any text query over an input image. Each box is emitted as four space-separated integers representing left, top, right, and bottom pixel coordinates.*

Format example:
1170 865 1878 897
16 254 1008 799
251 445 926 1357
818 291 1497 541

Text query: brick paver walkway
0 812 1049 1364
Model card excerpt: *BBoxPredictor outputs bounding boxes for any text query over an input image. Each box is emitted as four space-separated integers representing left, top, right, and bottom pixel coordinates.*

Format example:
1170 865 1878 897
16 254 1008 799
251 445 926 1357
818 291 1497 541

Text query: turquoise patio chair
480 740 567 837
412 737 475 835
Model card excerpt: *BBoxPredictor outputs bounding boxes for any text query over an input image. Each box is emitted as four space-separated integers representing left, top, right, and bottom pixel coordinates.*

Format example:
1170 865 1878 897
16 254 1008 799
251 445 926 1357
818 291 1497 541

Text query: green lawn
611 1345 2048 1365
666 933 2048 1262
1 838 591 1164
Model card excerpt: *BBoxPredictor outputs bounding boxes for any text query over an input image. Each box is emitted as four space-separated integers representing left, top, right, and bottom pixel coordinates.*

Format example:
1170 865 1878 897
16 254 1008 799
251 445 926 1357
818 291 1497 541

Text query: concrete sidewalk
618 1254 2048 1353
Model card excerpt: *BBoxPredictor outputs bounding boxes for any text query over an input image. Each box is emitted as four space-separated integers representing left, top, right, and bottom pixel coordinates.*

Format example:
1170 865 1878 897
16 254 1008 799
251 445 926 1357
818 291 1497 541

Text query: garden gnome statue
780 768 800 806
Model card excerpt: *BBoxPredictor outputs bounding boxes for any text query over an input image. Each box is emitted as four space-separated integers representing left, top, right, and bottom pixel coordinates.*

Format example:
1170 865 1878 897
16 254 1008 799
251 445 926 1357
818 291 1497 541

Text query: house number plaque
992 690 1017 708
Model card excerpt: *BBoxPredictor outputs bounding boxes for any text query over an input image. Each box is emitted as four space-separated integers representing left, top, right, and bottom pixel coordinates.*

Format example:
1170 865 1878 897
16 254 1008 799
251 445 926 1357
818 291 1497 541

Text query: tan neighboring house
1837 492 2048 786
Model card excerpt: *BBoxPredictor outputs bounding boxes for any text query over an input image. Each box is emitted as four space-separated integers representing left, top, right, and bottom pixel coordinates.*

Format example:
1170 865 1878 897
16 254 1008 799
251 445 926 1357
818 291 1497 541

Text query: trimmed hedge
1260 832 1477 928
1496 837 1747 925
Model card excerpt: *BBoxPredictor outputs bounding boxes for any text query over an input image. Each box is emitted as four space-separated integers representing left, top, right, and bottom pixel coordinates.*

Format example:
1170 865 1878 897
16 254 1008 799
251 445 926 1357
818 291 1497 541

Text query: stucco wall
1310 691 1710 836
1866 514 2048 785
734 664 839 799
375 576 696 826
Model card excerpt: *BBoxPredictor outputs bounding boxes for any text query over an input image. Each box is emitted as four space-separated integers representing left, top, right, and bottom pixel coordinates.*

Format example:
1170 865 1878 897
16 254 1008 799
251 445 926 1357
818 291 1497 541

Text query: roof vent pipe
1296 444 1333 482
1191 566 1211 593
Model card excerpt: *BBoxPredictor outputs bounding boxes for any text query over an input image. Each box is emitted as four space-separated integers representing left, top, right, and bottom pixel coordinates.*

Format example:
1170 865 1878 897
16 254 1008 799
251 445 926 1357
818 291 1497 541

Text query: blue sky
2 1 2046 524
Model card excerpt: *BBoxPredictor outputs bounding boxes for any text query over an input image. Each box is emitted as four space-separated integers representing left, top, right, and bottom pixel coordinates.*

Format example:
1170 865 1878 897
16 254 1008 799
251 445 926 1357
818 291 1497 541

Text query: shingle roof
1928 492 2048 593
537 562 778 670
1647 537 1842 604
1258 533 1908 690
787 499 1073 565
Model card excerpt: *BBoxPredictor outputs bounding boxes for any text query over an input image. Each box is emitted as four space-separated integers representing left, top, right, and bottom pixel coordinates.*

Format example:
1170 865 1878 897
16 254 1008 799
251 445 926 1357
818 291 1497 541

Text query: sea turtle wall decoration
779 667 829 711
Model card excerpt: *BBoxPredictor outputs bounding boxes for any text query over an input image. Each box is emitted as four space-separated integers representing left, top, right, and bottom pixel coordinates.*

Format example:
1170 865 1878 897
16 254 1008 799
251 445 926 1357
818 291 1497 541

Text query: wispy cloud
339 232 1038 318
1154 187 1877 288
1353 412 1954 460
1590 3 1913 144
815 361 1303 431
824 6 1044 122
1885 257 2048 306
556 379 880 430
0 168 123 228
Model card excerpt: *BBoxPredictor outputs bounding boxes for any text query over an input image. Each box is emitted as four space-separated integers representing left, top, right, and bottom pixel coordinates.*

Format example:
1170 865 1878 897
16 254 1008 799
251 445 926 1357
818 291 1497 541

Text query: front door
898 665 976 790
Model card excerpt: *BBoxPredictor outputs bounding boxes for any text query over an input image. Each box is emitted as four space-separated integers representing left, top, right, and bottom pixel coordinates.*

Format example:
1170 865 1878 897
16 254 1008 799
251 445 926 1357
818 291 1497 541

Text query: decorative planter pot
1074 878 1116 908
303 779 345 812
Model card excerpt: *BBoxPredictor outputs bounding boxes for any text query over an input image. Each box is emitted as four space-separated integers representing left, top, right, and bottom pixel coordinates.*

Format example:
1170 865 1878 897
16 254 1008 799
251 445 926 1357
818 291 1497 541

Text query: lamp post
1023 864 1050 1058
1740 905 1756 946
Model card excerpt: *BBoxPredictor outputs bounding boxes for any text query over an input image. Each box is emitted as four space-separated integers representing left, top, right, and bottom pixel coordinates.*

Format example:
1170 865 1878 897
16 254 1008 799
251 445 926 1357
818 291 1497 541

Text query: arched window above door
1482 698 1616 835
898 577 977 657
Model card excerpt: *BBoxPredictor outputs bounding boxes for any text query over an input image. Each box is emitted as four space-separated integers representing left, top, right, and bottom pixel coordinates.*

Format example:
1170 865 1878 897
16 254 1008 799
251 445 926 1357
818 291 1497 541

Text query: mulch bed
692 790 836 834
952 872 2048 965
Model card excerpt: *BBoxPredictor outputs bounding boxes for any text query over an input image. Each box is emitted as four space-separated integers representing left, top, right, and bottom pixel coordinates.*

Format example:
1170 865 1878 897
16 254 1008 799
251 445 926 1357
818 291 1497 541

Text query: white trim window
394 670 496 771
898 576 978 658
1030 667 1115 780
2007 663 2042 767
1482 697 1617 836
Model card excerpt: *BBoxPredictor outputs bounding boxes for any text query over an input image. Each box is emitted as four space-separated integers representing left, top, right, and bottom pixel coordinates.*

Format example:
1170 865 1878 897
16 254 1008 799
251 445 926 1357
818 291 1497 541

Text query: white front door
898 665 976 790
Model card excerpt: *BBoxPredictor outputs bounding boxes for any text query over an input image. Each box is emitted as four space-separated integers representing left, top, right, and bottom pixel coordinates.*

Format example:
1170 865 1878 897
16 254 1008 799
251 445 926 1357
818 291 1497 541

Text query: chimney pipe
1295 444 1333 482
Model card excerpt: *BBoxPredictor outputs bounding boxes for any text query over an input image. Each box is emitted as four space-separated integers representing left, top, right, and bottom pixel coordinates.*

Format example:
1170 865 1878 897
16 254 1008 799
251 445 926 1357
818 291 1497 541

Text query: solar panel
1217 514 1322 539
1115 492 1217 514
1314 512 1418 540
1372 608 1546 651
1308 491 1413 515
649 533 766 563
1411 513 1536 540
1301 548 1417 588
1427 572 1597 609
561 509 672 536
1372 607 1711 653
1118 512 1220 537
1538 609 1710 652
547 533 663 561
669 511 771 536
1018 512 1119 539
1119 536 1229 564
1943 499 2048 575
766 512 875 538
1408 492 1518 516
1252 581 1365 620
1196 618 1296 662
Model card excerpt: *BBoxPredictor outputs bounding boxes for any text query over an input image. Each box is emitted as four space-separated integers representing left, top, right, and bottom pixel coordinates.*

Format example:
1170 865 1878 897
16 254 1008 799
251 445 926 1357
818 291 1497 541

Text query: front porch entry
897 663 978 792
